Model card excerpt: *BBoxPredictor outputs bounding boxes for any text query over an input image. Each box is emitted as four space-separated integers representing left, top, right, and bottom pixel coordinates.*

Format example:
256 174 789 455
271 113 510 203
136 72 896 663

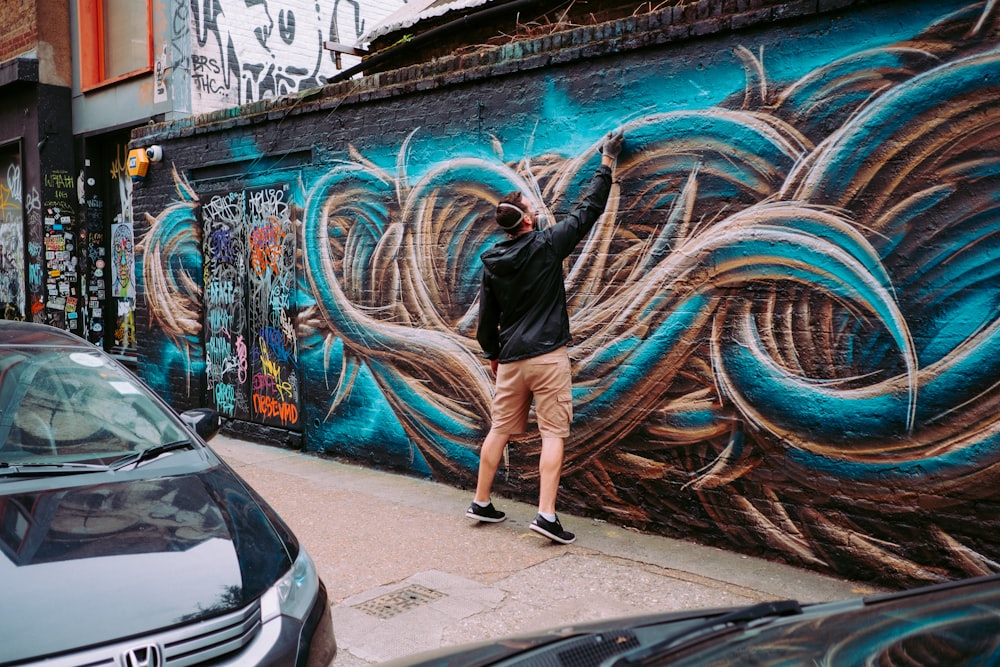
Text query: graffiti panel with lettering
202 185 300 428
0 146 26 320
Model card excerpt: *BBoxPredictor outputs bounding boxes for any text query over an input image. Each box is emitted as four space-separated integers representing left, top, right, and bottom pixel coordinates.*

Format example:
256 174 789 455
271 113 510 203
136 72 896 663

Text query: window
78 0 152 90
2 349 189 460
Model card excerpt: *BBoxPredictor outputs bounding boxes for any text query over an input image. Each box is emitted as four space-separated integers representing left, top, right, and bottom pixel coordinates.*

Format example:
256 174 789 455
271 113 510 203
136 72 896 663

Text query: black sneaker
530 514 576 544
466 501 507 523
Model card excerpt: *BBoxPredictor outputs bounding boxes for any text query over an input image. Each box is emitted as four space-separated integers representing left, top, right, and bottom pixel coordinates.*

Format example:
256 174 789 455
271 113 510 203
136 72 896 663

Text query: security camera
145 145 163 162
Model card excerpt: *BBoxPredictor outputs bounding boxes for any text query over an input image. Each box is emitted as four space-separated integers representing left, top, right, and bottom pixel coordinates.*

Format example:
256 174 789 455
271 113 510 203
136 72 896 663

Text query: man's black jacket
477 164 614 363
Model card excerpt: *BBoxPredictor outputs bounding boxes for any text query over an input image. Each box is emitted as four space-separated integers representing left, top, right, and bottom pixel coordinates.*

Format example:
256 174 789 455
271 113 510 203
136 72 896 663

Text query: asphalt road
210 434 880 666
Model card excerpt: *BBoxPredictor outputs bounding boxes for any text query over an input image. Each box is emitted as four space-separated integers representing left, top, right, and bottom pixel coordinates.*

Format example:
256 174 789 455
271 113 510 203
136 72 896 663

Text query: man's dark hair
496 192 525 231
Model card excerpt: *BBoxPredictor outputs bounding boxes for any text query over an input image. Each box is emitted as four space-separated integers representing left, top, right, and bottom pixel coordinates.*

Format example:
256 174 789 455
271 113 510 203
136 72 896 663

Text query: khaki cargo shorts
491 346 572 438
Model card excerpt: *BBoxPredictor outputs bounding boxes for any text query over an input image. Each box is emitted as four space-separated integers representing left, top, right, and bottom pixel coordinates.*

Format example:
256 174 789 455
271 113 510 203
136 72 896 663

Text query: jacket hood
0 454 294 663
481 233 537 277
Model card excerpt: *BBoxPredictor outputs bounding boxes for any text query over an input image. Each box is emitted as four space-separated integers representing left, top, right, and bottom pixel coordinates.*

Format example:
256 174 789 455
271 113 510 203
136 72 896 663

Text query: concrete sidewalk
210 434 881 666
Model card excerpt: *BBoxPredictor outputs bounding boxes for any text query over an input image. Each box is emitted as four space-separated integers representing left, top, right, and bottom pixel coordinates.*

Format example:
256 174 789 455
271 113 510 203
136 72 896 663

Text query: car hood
379 608 734 667
383 575 1000 667
0 453 295 663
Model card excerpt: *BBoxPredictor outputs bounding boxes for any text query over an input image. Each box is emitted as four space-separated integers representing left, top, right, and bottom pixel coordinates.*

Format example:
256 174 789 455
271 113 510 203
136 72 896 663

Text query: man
467 131 625 544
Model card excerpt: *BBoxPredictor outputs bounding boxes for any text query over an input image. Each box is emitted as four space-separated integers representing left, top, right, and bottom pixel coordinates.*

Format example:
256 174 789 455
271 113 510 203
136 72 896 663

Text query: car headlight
260 548 320 622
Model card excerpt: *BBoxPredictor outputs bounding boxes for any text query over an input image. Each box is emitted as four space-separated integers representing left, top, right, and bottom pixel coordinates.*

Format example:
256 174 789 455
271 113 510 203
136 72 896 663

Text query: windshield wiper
111 440 196 470
605 599 803 667
0 461 112 477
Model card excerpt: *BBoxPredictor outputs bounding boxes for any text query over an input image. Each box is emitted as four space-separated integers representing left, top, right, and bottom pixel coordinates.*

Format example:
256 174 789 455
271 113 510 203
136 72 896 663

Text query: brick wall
0 0 37 63
132 0 1000 588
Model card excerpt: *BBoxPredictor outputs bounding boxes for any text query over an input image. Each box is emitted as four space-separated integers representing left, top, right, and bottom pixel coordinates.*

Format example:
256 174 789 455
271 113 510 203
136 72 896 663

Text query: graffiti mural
189 0 401 113
202 184 300 428
140 2 1000 585
0 148 25 320
108 143 137 351
136 170 205 400
25 186 43 320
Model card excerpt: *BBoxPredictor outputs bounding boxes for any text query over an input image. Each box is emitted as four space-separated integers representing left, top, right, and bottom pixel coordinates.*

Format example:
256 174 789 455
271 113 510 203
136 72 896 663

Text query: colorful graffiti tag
202 184 300 428
139 2 1000 585
0 150 26 320
106 142 137 350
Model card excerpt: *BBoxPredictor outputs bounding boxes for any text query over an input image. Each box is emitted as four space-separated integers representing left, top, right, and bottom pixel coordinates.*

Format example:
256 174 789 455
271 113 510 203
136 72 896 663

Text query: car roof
0 320 90 348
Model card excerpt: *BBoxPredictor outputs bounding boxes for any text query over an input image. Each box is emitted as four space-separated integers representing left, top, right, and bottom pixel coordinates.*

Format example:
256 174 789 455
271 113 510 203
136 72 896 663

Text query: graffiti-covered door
202 184 301 430
0 144 26 321
80 134 137 353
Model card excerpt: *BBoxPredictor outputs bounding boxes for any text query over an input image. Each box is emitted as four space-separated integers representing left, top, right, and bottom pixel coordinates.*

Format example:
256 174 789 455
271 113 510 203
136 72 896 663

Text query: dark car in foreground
0 321 335 667
383 573 1000 667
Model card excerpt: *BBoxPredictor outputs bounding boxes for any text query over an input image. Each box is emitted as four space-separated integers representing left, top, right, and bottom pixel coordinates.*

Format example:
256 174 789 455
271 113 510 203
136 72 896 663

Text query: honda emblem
123 644 162 667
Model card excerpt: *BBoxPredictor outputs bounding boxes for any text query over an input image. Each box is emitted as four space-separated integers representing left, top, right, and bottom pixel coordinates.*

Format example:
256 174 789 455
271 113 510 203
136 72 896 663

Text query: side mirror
181 407 222 442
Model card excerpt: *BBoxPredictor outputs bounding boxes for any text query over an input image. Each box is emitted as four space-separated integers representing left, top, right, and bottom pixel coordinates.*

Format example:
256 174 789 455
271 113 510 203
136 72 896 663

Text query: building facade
0 0 403 362
4 0 1000 589
128 0 1000 588
0 0 73 327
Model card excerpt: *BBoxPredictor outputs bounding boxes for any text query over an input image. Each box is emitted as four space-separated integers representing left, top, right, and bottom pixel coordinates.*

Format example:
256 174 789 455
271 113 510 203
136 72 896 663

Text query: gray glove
599 131 624 159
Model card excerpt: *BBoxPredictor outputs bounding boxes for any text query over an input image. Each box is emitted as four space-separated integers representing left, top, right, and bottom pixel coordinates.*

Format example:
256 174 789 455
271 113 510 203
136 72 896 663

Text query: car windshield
0 347 190 467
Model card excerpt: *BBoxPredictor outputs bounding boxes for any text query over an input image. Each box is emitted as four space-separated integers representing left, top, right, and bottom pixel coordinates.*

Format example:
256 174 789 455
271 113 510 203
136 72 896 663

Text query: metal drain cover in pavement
353 584 447 619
